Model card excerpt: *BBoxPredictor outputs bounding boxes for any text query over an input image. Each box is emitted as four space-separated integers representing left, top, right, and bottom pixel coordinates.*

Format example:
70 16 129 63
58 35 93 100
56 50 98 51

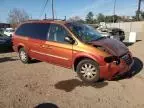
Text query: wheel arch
73 55 99 72
18 45 24 51
17 43 26 52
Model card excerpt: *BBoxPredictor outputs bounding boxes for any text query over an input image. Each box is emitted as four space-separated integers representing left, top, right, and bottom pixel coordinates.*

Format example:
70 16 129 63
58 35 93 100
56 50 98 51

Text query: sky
0 0 141 23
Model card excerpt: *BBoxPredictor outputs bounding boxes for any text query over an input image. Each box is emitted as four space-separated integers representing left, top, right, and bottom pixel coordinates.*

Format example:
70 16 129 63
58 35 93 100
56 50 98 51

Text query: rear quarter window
15 24 28 36
15 23 50 40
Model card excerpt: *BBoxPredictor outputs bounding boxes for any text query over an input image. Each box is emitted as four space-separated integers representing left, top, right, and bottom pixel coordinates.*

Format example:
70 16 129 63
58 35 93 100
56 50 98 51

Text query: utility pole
52 0 54 20
65 16 67 21
30 15 32 20
113 0 116 23
137 0 142 21
45 13 47 19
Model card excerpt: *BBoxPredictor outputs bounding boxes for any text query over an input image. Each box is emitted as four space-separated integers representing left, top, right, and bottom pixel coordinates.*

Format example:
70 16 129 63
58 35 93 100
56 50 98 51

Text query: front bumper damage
99 53 134 80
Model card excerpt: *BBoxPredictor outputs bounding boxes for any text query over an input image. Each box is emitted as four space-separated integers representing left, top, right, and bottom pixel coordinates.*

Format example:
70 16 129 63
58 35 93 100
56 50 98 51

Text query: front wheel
76 59 100 83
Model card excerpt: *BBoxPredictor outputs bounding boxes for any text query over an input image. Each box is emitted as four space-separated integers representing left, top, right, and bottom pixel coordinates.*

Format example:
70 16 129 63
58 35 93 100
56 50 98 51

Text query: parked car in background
97 27 125 41
0 28 4 33
109 28 125 41
91 24 125 42
0 32 12 50
4 28 14 37
12 20 133 83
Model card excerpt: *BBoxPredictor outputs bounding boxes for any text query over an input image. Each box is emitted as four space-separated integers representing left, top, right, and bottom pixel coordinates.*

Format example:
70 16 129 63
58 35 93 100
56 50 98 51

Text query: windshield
65 23 103 42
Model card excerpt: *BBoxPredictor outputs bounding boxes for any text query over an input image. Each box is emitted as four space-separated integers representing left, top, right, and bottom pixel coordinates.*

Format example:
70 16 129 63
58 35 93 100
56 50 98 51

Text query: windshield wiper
91 37 106 41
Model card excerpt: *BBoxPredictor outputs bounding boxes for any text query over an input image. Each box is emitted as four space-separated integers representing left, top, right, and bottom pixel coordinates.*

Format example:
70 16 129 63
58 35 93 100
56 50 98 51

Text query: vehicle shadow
124 42 134 47
34 103 59 108
136 40 142 42
113 57 143 81
54 79 108 92
0 57 18 63
29 59 41 64
124 40 142 47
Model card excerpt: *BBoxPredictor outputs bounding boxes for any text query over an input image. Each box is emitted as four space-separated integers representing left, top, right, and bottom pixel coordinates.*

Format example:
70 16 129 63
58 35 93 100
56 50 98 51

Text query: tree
140 11 144 19
97 13 105 23
96 13 121 23
68 16 85 23
7 8 30 28
85 12 94 24
134 10 144 21
112 15 121 22
104 15 121 23
105 16 113 23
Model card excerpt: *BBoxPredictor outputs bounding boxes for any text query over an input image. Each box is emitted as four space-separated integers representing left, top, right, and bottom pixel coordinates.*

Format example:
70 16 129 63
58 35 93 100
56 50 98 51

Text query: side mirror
64 36 75 44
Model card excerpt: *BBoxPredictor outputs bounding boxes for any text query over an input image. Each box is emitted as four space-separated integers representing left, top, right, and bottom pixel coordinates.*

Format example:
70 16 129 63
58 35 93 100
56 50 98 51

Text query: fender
73 51 106 66
13 35 29 53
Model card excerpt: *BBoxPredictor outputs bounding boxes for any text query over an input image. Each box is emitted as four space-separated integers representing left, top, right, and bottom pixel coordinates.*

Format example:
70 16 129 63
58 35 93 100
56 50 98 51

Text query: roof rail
22 18 66 23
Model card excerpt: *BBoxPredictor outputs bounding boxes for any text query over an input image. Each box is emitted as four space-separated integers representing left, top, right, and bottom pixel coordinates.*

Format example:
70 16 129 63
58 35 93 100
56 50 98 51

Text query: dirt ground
0 37 144 108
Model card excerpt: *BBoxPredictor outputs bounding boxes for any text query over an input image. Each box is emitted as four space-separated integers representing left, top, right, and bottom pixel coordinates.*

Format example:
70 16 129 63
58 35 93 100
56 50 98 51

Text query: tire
76 59 100 83
19 48 31 64
120 36 125 42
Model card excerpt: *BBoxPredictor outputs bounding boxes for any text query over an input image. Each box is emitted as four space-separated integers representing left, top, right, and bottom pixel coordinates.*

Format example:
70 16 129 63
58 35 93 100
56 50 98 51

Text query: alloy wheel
80 63 98 80
20 51 27 62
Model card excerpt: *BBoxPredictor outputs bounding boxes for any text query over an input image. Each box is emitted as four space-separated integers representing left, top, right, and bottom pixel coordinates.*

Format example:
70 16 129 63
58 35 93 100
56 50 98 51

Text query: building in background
0 23 10 29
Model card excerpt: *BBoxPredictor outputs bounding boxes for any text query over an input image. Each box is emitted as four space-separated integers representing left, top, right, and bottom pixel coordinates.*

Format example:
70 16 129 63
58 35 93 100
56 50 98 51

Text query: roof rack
43 18 66 21
23 19 41 22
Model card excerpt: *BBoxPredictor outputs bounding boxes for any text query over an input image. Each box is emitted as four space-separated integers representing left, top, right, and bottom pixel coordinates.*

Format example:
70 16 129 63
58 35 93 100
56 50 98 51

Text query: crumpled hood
90 38 129 57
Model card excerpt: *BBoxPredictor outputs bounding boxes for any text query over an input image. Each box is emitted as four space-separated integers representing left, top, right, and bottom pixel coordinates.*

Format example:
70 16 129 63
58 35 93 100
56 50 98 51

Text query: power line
39 0 49 19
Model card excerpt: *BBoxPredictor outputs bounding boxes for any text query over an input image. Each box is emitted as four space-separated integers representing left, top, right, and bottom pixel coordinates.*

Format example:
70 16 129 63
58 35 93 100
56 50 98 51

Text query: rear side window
15 23 50 40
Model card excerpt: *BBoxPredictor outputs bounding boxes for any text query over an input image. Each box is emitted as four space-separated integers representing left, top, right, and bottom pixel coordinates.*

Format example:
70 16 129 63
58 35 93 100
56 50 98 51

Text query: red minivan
12 20 134 83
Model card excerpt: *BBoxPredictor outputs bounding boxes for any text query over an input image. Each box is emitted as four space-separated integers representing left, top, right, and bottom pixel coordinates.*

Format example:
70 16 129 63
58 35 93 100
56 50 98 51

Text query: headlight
104 56 114 63
104 56 120 65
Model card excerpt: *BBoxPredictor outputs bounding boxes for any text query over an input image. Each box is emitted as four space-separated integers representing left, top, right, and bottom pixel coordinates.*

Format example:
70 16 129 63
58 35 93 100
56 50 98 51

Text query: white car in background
96 25 125 42
4 28 14 37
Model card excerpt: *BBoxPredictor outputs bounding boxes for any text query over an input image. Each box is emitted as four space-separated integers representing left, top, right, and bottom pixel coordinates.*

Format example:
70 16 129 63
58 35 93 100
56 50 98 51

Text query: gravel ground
0 37 144 108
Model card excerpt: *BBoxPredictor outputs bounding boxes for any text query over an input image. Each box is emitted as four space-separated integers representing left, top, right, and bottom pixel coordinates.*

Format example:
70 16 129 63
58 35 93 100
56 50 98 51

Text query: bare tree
7 8 30 28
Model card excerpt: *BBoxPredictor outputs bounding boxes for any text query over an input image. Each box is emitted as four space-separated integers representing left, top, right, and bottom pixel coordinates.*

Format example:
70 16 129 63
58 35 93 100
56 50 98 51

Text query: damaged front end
89 38 134 80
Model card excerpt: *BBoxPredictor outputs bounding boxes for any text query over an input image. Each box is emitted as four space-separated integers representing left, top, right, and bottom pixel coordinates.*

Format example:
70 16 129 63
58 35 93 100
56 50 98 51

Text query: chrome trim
31 50 69 60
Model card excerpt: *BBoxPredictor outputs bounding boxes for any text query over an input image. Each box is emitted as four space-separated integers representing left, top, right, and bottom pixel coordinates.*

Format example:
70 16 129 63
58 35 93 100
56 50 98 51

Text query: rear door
27 23 51 62
45 23 73 68
13 24 30 52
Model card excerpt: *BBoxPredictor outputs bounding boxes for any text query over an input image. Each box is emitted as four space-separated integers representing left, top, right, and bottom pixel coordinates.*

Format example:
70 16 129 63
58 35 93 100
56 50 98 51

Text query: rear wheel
76 59 100 83
19 48 31 64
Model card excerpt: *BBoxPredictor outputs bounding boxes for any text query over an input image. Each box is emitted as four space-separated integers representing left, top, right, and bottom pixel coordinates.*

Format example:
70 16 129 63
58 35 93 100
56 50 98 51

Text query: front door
46 24 73 68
